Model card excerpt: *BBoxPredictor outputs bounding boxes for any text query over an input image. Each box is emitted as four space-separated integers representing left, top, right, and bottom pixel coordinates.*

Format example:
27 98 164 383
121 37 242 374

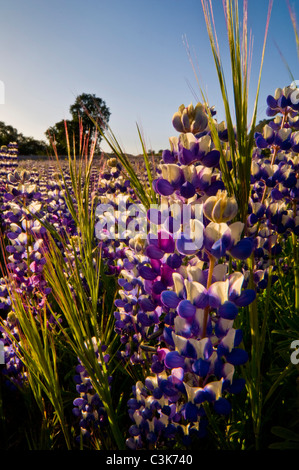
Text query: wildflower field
0 0 299 453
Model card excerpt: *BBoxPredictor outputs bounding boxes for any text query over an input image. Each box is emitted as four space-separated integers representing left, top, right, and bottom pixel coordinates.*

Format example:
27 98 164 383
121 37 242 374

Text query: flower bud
172 103 208 134
203 190 238 223
7 172 17 184
107 157 117 167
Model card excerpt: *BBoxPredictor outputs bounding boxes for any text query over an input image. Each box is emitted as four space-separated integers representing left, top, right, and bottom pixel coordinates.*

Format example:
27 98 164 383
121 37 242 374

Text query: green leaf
271 426 299 442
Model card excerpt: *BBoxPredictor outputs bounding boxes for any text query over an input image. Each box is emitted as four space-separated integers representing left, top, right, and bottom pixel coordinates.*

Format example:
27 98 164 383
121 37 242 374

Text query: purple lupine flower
72 339 110 444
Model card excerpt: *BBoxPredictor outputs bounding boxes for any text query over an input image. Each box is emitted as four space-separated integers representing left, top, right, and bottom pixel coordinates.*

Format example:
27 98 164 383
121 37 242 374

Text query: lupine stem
247 252 262 449
203 402 231 450
202 252 215 338
244 109 290 449
292 231 299 313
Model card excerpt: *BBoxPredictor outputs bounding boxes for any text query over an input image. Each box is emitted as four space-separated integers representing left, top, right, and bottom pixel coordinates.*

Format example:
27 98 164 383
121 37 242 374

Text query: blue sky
0 0 298 155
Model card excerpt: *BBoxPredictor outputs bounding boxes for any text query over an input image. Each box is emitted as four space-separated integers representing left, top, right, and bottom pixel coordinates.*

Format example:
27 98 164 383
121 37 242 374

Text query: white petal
173 272 185 297
184 279 206 304
172 332 188 353
174 315 189 335
228 271 244 296
161 164 181 183
227 221 244 244
223 363 235 383
263 124 274 140
197 134 211 153
221 328 237 352
188 337 210 359
187 263 205 283
278 127 291 141
205 380 223 400
209 280 229 305
213 264 228 281
184 383 203 403
205 222 228 243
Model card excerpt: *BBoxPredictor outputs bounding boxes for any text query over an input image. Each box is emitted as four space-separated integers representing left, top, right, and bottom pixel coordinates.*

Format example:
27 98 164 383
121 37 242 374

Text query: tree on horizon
46 93 111 155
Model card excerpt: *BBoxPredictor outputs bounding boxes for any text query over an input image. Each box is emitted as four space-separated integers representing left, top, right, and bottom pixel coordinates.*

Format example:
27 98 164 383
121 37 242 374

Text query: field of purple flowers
0 84 298 451
0 0 299 452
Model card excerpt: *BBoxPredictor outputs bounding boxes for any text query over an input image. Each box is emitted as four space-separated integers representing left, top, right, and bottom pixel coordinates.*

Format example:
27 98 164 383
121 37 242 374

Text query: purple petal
160 264 174 287
164 351 185 369
73 398 87 407
226 348 248 365
200 149 220 168
234 289 256 307
177 300 196 319
162 149 177 163
145 244 164 259
214 398 231 415
137 312 155 326
163 327 175 347
151 258 162 273
7 232 19 240
159 378 179 397
205 180 225 196
152 280 166 294
161 290 180 309
166 253 182 269
158 232 175 253
194 389 210 404
210 238 228 258
192 358 210 376
180 181 196 199
138 265 158 280
184 340 198 359
255 134 268 149
266 95 277 108
184 402 198 421
277 95 288 108
266 107 278 117
234 329 243 347
218 301 239 320
178 145 198 165
156 178 175 196
172 114 184 133
139 297 156 312
229 238 254 260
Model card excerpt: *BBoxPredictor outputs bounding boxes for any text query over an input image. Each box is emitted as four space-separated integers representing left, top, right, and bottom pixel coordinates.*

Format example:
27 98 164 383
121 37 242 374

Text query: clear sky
0 0 298 155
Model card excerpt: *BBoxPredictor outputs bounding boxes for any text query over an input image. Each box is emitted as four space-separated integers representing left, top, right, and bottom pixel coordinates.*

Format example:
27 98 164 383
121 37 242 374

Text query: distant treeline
1 117 271 158
0 121 48 156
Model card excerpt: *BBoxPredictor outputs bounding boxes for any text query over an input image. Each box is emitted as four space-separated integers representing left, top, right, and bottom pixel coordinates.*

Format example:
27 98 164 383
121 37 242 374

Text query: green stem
247 252 262 449
202 253 215 338
292 231 299 313
203 402 231 450
259 259 272 360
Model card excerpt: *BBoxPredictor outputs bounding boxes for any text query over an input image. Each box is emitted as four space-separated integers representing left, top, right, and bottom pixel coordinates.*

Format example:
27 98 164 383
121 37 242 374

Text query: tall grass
200 0 272 225
43 122 127 449
0 121 128 449
1 289 72 449
199 0 279 449
81 105 158 209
